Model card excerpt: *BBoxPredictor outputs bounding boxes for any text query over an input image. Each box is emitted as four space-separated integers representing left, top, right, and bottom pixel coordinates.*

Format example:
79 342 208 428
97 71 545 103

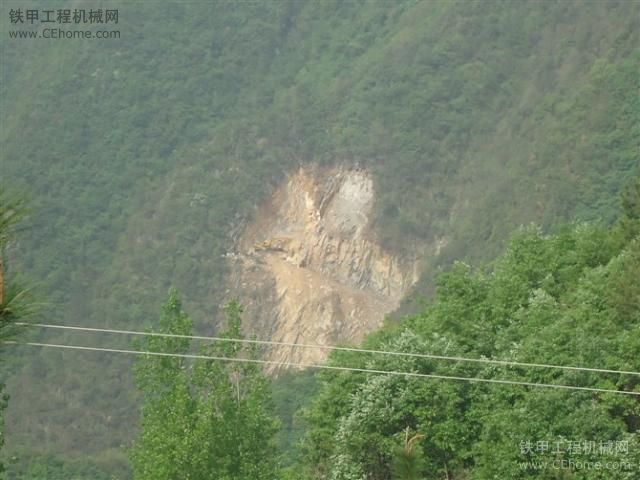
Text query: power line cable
4 340 639 397
15 322 640 377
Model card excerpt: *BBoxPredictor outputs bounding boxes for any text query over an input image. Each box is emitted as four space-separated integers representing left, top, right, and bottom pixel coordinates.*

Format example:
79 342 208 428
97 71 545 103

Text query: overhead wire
14 322 640 377
4 340 639 397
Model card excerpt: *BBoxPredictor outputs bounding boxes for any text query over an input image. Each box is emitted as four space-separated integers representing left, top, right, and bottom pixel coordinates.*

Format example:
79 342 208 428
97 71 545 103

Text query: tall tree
0 187 27 324
0 187 33 473
131 292 280 479
391 428 426 480
618 177 640 244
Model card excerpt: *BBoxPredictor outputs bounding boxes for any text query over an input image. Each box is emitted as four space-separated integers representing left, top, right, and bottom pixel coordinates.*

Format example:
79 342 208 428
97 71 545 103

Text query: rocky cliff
228 166 424 368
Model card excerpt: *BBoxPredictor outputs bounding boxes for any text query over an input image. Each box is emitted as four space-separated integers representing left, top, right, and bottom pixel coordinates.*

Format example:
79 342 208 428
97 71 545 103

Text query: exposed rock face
228 166 420 368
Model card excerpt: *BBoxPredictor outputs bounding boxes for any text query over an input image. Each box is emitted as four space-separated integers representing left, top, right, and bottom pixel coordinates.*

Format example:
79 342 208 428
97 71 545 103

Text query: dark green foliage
298 214 640 479
0 188 37 475
4 453 116 480
270 369 318 467
0 189 26 252
390 430 426 480
617 178 640 244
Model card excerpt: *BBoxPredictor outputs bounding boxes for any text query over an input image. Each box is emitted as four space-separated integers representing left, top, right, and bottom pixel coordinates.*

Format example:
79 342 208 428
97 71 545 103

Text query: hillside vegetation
1 0 638 476
295 183 640 478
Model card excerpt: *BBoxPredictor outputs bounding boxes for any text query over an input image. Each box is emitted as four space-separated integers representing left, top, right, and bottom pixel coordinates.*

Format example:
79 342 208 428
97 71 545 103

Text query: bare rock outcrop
228 166 422 369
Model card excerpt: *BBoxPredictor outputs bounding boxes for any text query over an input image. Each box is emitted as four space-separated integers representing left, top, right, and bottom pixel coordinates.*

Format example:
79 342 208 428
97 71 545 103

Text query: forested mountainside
1 0 638 477
295 188 640 479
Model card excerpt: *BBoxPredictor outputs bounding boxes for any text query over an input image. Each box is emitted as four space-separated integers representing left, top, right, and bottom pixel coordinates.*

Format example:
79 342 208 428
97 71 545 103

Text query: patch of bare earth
227 166 421 369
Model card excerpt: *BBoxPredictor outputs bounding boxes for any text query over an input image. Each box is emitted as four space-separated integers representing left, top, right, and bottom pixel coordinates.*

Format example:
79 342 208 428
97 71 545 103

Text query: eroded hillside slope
229 166 426 367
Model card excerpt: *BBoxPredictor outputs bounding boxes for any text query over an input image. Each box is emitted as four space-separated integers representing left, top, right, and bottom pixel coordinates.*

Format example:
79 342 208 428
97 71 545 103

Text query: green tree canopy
130 292 279 479
299 208 640 479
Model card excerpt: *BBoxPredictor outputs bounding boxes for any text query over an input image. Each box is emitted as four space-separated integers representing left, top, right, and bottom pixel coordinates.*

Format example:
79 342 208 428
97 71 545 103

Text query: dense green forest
293 181 640 479
1 0 638 477
137 182 639 479
8 182 637 479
